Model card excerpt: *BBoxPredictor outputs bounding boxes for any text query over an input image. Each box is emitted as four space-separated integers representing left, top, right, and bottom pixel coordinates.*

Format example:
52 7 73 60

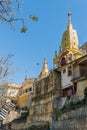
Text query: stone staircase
0 101 16 121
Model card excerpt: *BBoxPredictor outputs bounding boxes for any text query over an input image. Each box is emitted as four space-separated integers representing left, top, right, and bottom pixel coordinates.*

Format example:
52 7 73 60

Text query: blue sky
0 0 87 85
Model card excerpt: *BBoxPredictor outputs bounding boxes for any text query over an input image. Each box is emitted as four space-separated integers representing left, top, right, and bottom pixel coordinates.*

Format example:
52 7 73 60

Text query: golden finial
68 11 72 24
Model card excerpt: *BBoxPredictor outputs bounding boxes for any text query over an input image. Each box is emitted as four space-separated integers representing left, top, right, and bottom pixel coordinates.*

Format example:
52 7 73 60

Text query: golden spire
38 57 49 78
61 11 79 51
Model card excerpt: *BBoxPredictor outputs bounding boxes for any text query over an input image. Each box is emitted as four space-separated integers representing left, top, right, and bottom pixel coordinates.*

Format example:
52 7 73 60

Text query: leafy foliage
20 26 27 33
29 15 38 21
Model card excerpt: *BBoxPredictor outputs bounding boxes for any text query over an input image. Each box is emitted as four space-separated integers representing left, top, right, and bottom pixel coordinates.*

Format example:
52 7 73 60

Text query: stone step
0 114 5 120
1 108 8 114
10 102 15 107
0 102 16 121
0 111 8 117
7 102 15 107
3 105 11 111
0 116 3 120
4 103 14 110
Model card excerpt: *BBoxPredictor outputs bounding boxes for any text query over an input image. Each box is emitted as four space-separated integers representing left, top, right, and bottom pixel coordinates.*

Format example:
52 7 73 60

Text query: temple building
71 44 87 99
17 78 35 109
29 58 61 124
0 83 20 106
1 11 86 129
11 12 87 129
28 12 87 126
53 11 87 101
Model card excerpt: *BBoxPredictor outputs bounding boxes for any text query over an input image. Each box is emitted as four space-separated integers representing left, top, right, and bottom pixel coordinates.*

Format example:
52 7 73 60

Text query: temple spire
38 57 49 78
42 57 49 75
61 11 79 51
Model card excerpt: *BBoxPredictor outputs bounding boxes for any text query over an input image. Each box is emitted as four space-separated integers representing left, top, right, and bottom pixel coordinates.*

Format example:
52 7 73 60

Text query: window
25 87 32 93
61 57 66 65
68 66 72 76
69 54 72 61
25 88 29 92
29 87 32 91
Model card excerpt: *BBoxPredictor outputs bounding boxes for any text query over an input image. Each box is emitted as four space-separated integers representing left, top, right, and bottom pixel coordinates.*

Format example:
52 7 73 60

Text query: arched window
61 57 66 65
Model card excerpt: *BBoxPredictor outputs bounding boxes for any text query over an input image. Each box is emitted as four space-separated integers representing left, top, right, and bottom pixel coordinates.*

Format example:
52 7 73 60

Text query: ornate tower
54 11 81 66
38 57 49 79
62 11 79 52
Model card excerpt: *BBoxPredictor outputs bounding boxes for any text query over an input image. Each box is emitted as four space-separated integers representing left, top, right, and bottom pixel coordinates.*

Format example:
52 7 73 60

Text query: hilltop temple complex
17 11 87 129
0 12 87 130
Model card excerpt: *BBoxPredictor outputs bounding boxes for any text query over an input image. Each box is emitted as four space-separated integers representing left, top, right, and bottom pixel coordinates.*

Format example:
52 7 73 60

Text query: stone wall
54 105 87 130
77 80 87 99
30 70 61 124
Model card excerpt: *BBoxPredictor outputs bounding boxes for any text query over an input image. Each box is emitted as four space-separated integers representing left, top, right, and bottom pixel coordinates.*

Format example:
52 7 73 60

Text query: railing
72 70 87 81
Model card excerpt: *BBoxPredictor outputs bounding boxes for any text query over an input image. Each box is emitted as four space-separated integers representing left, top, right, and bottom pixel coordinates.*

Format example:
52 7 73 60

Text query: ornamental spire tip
68 11 72 24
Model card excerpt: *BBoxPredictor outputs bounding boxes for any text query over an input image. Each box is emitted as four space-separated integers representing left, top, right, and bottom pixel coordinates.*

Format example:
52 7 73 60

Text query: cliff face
54 105 87 130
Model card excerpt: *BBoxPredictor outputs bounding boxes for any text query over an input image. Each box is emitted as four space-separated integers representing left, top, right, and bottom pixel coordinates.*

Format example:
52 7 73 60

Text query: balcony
72 58 87 81
72 69 87 81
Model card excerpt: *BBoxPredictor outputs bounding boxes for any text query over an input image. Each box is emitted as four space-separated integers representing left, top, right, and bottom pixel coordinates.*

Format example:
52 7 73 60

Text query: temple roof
38 58 49 79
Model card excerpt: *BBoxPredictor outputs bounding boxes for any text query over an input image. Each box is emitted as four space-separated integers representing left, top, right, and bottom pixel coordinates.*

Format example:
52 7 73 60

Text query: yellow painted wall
17 92 30 108
77 80 87 99
22 82 33 94
17 79 35 108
